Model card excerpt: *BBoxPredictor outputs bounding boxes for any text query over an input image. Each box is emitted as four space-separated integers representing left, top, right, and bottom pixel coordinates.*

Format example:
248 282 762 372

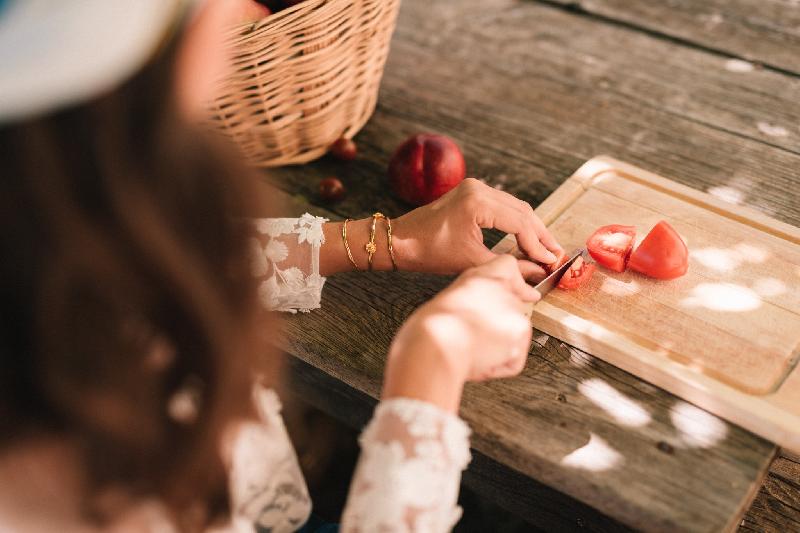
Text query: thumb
469 244 499 267
476 254 541 303
517 259 547 284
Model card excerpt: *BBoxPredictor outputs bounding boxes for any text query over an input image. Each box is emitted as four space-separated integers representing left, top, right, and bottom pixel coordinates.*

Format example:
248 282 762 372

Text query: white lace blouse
231 214 472 533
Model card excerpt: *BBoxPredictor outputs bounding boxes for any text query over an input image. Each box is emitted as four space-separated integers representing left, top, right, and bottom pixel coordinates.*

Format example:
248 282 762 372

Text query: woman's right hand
382 255 539 412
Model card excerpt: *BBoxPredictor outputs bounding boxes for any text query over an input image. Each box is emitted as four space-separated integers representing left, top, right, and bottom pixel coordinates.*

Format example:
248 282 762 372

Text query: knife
533 247 588 299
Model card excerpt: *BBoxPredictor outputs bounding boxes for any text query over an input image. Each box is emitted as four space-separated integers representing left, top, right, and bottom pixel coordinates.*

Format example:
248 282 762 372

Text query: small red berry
318 177 346 203
330 137 357 161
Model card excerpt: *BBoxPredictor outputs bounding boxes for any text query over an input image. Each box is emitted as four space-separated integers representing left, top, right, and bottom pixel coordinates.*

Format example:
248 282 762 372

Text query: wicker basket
210 0 401 167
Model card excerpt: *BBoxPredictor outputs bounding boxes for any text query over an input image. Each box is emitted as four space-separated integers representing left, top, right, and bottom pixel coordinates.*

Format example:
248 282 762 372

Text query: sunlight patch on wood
724 59 754 72
707 185 745 205
560 314 612 340
732 243 770 263
579 378 652 427
690 243 769 273
599 276 640 297
691 247 740 272
670 402 728 449
681 282 762 312
752 278 787 298
561 433 624 472
756 121 790 138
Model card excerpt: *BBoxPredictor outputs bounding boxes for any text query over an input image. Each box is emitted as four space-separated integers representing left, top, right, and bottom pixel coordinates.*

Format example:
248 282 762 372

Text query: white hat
0 0 191 123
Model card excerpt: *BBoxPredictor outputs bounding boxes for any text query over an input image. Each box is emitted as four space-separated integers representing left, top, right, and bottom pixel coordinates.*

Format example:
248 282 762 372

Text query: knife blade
533 248 587 298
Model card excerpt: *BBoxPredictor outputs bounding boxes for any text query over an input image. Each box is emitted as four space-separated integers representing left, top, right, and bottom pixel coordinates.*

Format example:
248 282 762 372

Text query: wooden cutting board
493 156 800 453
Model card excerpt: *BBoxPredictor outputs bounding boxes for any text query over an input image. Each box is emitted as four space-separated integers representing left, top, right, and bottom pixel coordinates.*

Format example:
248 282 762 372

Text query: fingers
517 259 547 284
461 180 562 264
483 206 558 264
504 329 533 376
506 199 564 262
470 254 541 303
528 211 563 256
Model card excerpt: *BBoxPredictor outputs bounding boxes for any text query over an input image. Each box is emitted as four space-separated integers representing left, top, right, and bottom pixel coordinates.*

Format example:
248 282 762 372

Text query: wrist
382 319 468 413
319 214 420 274
388 214 415 272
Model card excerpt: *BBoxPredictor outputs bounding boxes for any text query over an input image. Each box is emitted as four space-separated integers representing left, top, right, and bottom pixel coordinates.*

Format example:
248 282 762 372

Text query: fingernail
544 250 557 263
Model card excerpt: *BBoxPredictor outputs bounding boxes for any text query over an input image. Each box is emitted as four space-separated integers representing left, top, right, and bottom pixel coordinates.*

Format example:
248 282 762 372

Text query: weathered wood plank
540 0 800 75
283 328 799 533
739 454 800 532
383 0 800 214
276 265 775 531
268 0 800 230
258 173 777 530
286 352 633 532
255 0 800 529
263 191 776 531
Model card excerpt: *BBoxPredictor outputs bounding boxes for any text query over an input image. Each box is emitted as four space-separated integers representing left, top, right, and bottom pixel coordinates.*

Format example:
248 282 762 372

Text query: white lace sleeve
251 213 328 314
228 386 312 533
341 398 472 533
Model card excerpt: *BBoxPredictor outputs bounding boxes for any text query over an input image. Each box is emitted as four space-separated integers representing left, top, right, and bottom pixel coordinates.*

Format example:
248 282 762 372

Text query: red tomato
586 224 636 272
557 256 596 290
544 250 569 274
628 220 688 279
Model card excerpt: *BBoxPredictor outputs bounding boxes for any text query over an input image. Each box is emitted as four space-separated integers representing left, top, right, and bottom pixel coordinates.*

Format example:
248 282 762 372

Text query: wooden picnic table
265 0 800 530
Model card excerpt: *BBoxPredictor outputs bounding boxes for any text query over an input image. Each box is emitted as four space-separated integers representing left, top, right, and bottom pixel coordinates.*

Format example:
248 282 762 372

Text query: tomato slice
544 249 569 274
628 220 688 279
557 256 596 290
586 224 636 272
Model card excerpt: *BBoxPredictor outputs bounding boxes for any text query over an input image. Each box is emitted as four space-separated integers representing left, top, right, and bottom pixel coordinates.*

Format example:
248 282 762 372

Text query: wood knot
656 441 675 455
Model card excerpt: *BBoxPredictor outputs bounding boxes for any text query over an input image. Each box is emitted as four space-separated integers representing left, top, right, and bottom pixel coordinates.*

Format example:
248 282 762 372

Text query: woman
0 1 562 531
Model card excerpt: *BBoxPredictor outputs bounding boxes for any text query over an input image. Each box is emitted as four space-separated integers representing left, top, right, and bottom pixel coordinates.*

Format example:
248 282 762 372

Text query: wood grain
493 156 800 451
739 454 800 533
267 0 800 230
262 168 777 530
257 0 800 528
286 351 634 532
279 279 775 531
549 164 800 393
540 0 800 76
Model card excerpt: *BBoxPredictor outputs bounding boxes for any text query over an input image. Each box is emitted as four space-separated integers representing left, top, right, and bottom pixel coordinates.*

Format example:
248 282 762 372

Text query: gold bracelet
342 219 360 271
365 212 399 272
385 215 398 271
366 214 382 271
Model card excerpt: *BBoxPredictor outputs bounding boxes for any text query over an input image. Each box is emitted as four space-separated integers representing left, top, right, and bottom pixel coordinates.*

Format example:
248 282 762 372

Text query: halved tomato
628 220 688 279
544 249 569 274
586 224 636 272
557 256 596 290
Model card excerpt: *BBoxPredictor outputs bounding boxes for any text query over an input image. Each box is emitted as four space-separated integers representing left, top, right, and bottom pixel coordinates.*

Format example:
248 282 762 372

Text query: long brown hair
0 24 271 529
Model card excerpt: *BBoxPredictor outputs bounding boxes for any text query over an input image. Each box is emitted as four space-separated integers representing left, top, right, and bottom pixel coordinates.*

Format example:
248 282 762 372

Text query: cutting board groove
494 156 800 452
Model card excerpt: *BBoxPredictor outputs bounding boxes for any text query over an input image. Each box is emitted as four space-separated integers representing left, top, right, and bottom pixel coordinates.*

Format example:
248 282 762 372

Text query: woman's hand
382 255 538 412
392 178 563 280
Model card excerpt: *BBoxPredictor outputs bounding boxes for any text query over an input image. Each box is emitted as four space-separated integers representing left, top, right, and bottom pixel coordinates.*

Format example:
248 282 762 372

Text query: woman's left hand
392 178 563 280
